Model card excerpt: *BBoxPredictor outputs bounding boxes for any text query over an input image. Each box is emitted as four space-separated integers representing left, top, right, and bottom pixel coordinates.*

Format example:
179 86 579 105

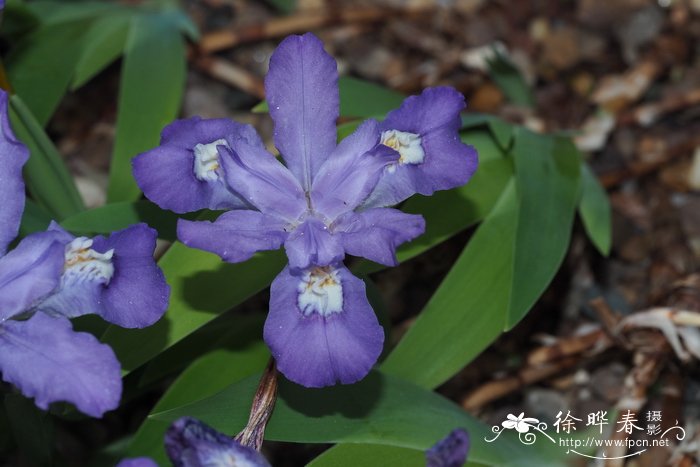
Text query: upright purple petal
165 417 271 467
265 33 339 190
178 210 287 263
0 313 122 417
426 428 470 467
284 218 344 270
311 119 398 220
333 208 425 266
0 90 30 255
0 231 65 322
264 265 384 387
38 224 169 329
220 140 306 221
133 117 263 213
363 87 478 208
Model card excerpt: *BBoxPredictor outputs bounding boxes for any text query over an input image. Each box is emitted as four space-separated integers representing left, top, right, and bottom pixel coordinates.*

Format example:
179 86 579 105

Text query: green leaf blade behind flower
107 12 186 203
578 163 612 256
8 95 85 220
507 129 581 328
382 129 581 389
71 14 131 90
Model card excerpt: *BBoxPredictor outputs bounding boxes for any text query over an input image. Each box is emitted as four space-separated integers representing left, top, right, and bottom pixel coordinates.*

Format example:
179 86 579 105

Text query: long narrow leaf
9 95 84 219
107 13 186 202
6 20 88 125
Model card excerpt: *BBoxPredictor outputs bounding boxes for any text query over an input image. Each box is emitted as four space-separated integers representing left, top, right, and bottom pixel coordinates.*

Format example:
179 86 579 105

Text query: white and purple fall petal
264 264 384 387
37 223 170 328
132 116 264 213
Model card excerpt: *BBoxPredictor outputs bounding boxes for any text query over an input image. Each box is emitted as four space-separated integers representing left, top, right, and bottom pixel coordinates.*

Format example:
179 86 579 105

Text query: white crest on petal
63 237 114 286
193 139 228 181
380 130 425 170
297 266 343 317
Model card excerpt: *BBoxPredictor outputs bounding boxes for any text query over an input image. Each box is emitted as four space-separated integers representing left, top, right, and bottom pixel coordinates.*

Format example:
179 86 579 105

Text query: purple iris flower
165 417 271 467
133 33 477 388
0 90 169 417
426 428 470 467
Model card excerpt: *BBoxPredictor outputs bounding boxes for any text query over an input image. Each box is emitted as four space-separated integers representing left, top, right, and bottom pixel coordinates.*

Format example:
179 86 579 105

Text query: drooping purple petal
116 458 158 467
264 265 384 387
220 140 306 221
363 87 478 208
265 33 339 190
0 231 65 322
132 116 263 213
0 90 30 255
333 208 425 266
165 417 271 467
38 224 169 329
284 218 344 271
426 428 470 467
178 210 287 263
0 313 122 417
311 119 398 220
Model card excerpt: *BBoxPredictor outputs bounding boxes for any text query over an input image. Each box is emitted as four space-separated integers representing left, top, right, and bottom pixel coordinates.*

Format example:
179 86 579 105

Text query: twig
194 56 265 99
527 328 611 366
200 6 431 53
460 356 579 411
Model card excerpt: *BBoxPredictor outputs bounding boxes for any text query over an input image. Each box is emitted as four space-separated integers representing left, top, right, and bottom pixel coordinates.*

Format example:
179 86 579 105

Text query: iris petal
165 417 271 467
265 33 339 191
284 218 344 271
334 208 425 266
132 116 262 213
220 141 306 222
0 313 122 417
38 224 169 329
0 90 30 255
363 87 478 208
264 265 384 387
311 119 398 220
178 210 288 263
0 230 65 322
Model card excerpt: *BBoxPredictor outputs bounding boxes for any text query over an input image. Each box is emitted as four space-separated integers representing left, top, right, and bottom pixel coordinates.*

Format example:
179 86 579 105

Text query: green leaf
137 313 265 386
6 20 88 125
151 371 504 466
27 1 126 25
19 199 53 237
308 444 425 467
101 246 285 372
337 77 405 117
507 129 580 327
461 114 514 150
381 181 519 388
60 200 180 240
126 341 270 463
578 163 611 256
9 95 85 220
71 14 131 90
382 130 581 388
107 12 186 203
486 49 534 108
267 0 297 13
254 76 405 118
354 129 513 275
4 394 53 466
